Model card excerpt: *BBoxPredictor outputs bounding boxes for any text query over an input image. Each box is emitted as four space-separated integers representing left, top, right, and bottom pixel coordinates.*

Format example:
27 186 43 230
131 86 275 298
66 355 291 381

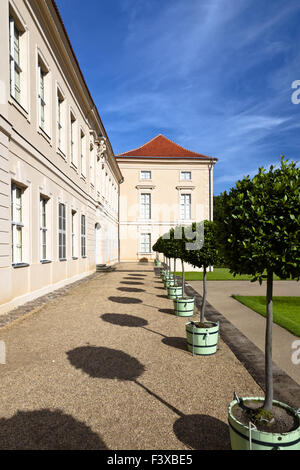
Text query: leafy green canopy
185 221 219 269
216 158 300 282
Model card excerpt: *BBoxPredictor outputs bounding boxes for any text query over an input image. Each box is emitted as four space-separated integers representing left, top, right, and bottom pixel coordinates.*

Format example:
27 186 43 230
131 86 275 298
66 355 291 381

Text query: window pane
141 171 151 180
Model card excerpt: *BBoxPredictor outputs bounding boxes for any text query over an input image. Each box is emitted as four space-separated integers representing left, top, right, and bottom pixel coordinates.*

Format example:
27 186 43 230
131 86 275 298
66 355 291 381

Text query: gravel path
0 263 262 450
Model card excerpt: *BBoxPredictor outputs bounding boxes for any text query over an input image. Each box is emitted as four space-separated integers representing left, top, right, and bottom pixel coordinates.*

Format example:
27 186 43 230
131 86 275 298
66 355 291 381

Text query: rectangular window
140 233 151 253
140 171 151 180
70 113 76 165
38 64 46 131
40 196 48 261
58 203 66 260
11 184 24 264
180 194 191 220
9 17 22 103
72 210 77 258
181 171 191 180
57 89 64 152
81 215 86 257
140 193 151 219
81 131 86 177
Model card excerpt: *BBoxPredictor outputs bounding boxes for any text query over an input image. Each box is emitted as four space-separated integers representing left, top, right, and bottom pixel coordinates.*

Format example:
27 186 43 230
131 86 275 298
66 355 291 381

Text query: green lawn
175 268 284 281
232 296 300 337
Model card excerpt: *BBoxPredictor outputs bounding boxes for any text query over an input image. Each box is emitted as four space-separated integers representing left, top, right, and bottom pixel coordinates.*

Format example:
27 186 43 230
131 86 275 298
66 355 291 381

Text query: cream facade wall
117 157 215 265
0 0 122 315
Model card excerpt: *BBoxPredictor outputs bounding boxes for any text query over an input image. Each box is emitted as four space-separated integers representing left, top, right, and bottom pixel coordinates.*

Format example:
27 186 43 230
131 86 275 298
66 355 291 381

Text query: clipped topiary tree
217 157 300 432
186 220 219 325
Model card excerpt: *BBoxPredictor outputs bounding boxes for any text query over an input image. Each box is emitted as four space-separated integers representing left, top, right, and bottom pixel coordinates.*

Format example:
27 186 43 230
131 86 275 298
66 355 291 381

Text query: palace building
0 0 217 315
116 134 217 263
0 0 122 314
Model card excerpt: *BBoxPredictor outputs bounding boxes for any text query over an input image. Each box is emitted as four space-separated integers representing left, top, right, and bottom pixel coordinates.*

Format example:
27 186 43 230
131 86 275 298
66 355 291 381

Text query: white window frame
38 63 46 131
180 171 192 181
140 233 151 254
9 17 22 104
58 203 66 260
180 193 191 220
80 130 86 177
81 214 86 258
11 184 24 265
40 196 48 261
71 210 77 258
57 87 65 154
140 170 151 180
140 193 151 219
70 111 77 166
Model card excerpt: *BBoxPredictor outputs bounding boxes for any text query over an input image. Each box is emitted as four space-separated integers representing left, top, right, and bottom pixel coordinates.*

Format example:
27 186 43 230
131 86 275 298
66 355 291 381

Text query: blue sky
56 0 300 195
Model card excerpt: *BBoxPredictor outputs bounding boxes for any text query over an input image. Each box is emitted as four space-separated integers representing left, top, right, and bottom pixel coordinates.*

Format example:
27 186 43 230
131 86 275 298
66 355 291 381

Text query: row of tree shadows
65 345 230 450
0 345 229 449
0 271 229 450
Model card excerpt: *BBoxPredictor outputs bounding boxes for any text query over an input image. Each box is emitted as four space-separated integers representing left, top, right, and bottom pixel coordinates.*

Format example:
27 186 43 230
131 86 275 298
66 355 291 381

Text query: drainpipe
118 183 121 263
208 159 213 272
209 159 213 222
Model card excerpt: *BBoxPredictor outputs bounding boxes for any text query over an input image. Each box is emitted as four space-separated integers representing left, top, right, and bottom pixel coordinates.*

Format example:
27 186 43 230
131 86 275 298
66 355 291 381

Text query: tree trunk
263 272 274 411
182 259 185 297
200 265 207 324
174 258 176 283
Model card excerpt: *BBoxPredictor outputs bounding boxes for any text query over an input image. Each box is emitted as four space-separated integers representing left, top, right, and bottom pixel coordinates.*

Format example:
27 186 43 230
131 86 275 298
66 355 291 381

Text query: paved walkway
189 280 300 385
0 263 262 450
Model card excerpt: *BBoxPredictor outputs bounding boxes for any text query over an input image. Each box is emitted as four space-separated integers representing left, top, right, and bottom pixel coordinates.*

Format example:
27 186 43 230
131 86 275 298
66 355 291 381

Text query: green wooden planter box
228 397 300 450
164 278 176 289
173 297 195 316
167 285 183 300
185 321 219 355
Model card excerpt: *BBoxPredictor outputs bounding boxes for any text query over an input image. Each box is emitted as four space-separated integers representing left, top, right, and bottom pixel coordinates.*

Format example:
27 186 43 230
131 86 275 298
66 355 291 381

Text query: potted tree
185 221 220 355
172 225 195 317
153 236 173 282
216 158 300 450
165 228 183 300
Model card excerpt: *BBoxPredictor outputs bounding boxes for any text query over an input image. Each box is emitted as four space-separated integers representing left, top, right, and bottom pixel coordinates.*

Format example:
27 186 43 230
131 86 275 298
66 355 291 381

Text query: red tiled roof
116 134 213 159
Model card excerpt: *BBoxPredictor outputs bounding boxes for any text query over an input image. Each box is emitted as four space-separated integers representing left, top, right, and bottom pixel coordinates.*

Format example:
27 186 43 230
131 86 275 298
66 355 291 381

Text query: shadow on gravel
101 313 148 328
108 296 143 304
162 337 187 352
117 287 145 293
66 346 229 450
173 414 230 450
127 274 146 277
156 294 169 299
101 313 166 338
67 346 145 382
158 308 175 315
0 409 107 450
123 277 144 280
120 281 144 286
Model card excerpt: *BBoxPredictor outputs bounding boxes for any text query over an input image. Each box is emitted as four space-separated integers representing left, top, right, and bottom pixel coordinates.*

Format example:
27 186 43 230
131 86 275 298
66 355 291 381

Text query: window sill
38 127 52 145
71 162 78 172
41 260 52 264
9 96 30 122
82 256 87 259
12 263 30 269
59 258 67 262
72 257 78 260
57 148 67 160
